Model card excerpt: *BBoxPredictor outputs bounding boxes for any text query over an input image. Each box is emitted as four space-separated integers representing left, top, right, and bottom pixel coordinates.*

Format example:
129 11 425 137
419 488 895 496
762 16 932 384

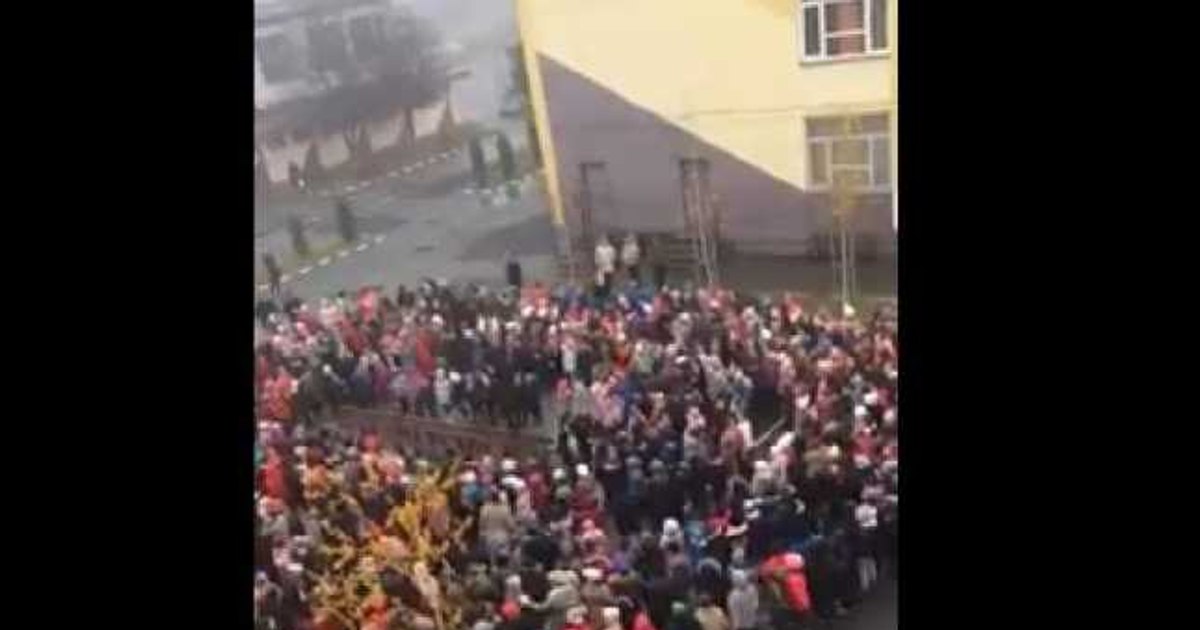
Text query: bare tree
831 117 861 308
505 42 542 167
296 11 449 165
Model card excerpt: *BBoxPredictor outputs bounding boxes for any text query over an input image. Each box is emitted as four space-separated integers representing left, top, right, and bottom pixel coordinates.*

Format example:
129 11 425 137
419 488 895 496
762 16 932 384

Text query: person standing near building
287 162 303 191
646 236 668 290
263 253 282 299
621 234 641 285
506 251 523 289
595 235 617 296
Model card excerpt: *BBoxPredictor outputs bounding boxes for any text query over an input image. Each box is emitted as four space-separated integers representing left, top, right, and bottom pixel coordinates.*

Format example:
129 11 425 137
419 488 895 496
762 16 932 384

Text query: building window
799 0 888 61
257 34 303 84
265 131 288 149
349 15 385 62
578 161 615 241
291 125 314 144
807 113 890 190
307 21 351 75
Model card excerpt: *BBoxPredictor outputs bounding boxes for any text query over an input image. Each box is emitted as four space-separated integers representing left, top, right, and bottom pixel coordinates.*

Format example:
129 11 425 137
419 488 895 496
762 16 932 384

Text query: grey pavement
720 253 897 299
258 176 557 299
829 577 897 630
254 146 471 239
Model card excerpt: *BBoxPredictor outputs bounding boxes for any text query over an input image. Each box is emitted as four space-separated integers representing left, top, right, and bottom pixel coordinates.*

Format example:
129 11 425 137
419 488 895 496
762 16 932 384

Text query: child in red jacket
761 549 812 627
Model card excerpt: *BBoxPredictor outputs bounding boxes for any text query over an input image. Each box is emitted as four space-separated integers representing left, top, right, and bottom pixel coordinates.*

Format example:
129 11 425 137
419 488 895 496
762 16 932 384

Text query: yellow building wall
519 0 896 212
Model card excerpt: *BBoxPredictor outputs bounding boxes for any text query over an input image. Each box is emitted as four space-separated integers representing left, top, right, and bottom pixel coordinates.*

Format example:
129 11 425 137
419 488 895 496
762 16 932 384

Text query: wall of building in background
255 0 447 184
254 0 394 109
258 104 444 183
518 0 897 254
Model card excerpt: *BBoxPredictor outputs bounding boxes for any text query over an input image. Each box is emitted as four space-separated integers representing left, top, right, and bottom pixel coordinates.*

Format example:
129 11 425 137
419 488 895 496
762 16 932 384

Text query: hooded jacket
761 552 811 614
539 572 582 630
726 570 760 630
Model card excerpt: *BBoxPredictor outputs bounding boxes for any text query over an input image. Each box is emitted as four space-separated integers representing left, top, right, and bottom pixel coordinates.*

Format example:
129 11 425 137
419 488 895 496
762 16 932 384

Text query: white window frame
807 117 891 192
798 0 890 63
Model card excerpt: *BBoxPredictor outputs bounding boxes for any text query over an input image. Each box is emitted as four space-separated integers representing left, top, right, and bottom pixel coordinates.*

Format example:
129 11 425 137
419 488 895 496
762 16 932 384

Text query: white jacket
595 242 616 274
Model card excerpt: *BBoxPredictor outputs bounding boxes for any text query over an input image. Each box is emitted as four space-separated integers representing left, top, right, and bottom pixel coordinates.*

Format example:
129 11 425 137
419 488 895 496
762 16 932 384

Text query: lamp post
831 117 860 311
442 68 471 132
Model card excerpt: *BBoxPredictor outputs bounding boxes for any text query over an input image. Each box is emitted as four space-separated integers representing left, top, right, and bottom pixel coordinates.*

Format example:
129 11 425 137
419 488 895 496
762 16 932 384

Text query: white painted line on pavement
355 243 369 252
318 256 332 266
373 234 386 244
463 188 475 195
344 185 357 193
337 250 350 259
298 266 313 275
280 274 292 283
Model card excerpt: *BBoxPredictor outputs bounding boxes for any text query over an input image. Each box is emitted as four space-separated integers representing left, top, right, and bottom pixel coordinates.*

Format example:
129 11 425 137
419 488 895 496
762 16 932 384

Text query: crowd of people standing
255 271 898 630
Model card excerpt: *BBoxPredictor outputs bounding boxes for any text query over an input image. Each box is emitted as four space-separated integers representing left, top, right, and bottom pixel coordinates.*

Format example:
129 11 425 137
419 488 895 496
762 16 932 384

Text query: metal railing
332 407 550 458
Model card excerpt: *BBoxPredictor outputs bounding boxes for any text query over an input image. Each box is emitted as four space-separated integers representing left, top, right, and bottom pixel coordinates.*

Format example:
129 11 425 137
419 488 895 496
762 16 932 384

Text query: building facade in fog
254 0 448 184
517 0 897 255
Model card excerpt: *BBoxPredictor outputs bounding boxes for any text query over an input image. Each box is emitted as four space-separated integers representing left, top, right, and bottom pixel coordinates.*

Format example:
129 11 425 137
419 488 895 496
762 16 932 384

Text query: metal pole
839 217 850 307
829 227 838 296
563 224 577 286
848 213 857 300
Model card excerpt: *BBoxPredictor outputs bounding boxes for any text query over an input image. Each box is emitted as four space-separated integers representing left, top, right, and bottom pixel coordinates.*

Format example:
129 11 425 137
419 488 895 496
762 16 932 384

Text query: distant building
517 0 897 256
254 0 448 184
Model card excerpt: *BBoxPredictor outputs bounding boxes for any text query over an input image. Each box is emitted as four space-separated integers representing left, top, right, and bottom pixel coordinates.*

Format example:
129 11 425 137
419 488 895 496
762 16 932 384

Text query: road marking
318 256 332 266
355 243 369 252
280 274 292 283
298 266 313 275
373 234 386 243
337 250 350 259
463 188 475 195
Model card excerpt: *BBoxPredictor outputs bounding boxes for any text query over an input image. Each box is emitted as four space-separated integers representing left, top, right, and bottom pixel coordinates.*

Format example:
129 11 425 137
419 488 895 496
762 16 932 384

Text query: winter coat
761 552 811 614
632 611 658 630
694 606 730 630
726 572 760 630
478 501 516 548
622 240 641 267
540 582 581 630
